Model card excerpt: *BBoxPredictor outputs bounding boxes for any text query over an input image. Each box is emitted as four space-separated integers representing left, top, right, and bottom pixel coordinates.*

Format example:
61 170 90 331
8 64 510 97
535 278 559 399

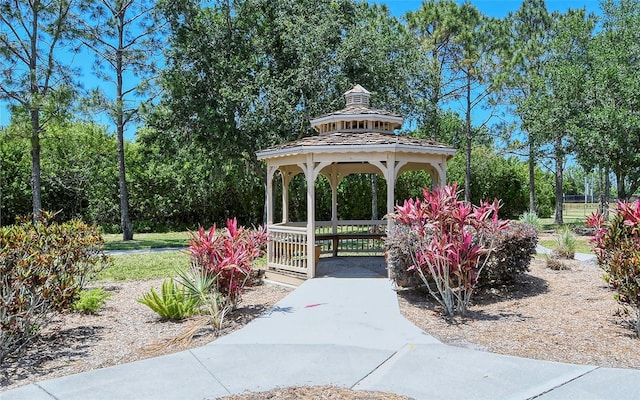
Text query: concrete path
4 260 639 400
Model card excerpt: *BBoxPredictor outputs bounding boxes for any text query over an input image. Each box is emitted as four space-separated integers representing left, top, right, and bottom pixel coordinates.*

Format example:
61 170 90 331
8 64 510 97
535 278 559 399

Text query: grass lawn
103 231 191 251
98 251 190 281
538 236 593 254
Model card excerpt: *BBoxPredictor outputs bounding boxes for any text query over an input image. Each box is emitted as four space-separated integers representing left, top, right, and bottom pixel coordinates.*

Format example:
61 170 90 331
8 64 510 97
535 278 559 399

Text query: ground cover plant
588 200 640 336
72 288 112 314
0 213 108 364
388 184 508 317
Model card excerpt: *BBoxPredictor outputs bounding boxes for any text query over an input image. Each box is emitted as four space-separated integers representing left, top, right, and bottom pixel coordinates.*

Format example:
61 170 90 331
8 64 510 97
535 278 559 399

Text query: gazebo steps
263 268 307 287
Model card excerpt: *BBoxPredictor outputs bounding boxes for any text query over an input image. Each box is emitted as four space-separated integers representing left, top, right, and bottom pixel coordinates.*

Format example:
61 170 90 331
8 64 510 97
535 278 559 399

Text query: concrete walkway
5 255 639 400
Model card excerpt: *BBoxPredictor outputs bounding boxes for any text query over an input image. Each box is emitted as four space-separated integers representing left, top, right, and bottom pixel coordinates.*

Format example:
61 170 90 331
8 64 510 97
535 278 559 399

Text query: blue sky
0 0 603 130
377 0 602 18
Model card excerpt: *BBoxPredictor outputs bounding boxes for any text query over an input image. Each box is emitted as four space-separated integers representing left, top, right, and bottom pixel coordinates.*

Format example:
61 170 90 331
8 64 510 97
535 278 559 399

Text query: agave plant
137 278 200 320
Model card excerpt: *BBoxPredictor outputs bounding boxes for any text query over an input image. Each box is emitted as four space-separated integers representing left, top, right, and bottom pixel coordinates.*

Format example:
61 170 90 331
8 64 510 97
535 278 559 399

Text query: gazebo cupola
257 84 456 284
311 84 403 135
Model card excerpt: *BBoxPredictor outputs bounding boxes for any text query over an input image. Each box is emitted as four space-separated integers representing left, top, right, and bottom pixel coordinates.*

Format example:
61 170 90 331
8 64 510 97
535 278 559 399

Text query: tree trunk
554 136 563 225
598 166 606 215
29 5 42 218
616 170 627 200
528 139 536 214
464 75 472 203
117 16 133 241
30 109 43 217
604 168 611 219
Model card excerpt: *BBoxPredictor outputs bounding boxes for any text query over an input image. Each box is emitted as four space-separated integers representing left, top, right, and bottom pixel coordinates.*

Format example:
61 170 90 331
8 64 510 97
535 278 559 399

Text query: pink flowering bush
587 200 640 336
389 184 508 317
187 218 268 305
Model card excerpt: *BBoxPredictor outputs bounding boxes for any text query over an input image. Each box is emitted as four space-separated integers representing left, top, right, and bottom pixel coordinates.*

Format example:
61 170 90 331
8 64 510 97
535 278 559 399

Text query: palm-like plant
137 278 200 320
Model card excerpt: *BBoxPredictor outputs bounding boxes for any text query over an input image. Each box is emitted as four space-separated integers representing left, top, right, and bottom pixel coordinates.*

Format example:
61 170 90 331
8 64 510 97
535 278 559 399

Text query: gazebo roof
256 131 456 160
256 83 456 161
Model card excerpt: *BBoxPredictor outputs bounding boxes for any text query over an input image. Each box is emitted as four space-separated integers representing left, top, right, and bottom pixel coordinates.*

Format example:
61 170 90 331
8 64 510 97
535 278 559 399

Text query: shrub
137 278 200 320
0 212 108 364
389 183 508 317
519 211 542 232
177 267 231 330
187 219 268 305
384 224 422 288
587 201 640 336
543 254 569 271
72 288 112 314
552 227 576 259
477 222 539 288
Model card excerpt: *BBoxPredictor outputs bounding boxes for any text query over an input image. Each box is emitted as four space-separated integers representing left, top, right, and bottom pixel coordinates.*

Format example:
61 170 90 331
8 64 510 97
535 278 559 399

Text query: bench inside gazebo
257 85 455 285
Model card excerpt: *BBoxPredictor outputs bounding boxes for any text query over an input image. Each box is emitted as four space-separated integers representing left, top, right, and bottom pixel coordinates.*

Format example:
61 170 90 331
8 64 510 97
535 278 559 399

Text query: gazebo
257 85 456 284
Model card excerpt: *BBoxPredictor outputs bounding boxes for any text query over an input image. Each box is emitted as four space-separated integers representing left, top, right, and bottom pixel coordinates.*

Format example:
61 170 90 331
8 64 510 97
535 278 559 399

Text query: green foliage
519 212 542 232
477 222 539 287
137 278 200 320
177 267 231 330
72 288 112 314
574 0 640 200
0 212 108 364
447 146 532 219
552 227 576 259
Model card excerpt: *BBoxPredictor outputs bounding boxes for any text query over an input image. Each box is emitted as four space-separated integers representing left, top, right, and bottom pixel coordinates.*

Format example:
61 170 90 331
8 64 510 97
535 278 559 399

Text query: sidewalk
4 269 639 400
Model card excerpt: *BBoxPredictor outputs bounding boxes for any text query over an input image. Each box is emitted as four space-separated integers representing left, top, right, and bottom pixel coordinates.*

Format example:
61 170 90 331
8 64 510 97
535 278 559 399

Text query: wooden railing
315 220 386 256
267 224 310 276
267 221 387 278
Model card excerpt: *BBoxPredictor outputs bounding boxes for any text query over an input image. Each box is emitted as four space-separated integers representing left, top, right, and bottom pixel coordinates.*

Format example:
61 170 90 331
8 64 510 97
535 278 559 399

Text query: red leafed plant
587 201 640 337
187 218 268 304
390 183 508 317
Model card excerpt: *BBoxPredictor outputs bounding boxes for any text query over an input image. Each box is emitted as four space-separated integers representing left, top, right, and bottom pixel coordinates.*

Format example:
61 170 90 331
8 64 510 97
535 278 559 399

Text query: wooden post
306 155 316 278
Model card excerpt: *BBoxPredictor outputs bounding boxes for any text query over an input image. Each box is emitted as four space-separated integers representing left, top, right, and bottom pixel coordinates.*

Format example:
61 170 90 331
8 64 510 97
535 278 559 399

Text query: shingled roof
257 131 455 159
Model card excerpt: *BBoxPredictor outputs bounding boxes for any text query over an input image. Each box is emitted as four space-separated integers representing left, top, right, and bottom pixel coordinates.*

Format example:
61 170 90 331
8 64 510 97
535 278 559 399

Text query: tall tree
152 0 412 224
405 0 462 142
495 0 552 214
0 0 77 217
76 0 166 240
575 0 640 201
447 3 497 202
527 9 595 224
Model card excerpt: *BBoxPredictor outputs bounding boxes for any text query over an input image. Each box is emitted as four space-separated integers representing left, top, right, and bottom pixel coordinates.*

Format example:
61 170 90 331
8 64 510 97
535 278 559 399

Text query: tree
521 8 595 224
447 3 497 202
152 0 413 225
0 0 77 217
575 0 640 201
76 0 166 240
405 0 462 143
495 0 553 214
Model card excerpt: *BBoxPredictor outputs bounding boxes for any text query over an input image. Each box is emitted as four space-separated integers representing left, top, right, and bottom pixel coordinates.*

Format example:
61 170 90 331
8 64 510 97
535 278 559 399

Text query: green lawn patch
539 237 593 254
98 251 189 281
97 251 267 281
103 231 191 251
